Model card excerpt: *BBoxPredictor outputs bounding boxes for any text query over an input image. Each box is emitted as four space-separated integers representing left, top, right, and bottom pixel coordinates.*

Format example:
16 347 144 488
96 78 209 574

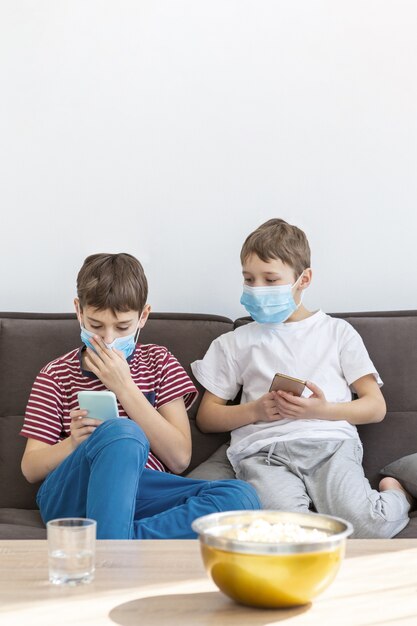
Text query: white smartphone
77 390 119 421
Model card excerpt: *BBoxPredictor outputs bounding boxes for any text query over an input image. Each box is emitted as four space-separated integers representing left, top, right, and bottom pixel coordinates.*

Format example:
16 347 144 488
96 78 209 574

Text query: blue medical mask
240 274 304 324
80 324 141 359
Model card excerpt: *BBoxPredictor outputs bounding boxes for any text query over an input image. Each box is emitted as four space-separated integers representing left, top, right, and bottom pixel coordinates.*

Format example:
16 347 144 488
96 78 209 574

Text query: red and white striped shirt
20 343 198 472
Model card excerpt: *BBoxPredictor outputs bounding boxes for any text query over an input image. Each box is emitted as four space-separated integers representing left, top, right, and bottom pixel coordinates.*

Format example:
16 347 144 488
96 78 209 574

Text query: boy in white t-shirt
191 218 412 538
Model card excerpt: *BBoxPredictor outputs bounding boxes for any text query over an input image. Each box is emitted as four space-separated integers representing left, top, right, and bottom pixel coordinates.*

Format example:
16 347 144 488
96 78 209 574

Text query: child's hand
253 391 283 423
274 381 328 420
84 336 134 397
69 409 101 448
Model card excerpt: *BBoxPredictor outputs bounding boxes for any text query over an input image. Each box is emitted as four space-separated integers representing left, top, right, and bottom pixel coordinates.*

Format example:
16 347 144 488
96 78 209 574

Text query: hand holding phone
269 373 306 397
77 390 120 421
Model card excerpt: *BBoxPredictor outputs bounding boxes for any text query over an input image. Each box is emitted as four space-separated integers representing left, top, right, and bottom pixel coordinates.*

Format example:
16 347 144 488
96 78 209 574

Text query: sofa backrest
2 309 416 511
332 311 417 488
235 310 417 488
0 313 232 510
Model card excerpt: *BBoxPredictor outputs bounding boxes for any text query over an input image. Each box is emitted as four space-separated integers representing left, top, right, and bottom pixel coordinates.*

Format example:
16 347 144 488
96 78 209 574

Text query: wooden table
1 539 417 625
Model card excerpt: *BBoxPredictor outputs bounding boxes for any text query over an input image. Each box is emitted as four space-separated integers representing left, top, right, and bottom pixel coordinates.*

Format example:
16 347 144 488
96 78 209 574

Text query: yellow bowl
192 510 352 609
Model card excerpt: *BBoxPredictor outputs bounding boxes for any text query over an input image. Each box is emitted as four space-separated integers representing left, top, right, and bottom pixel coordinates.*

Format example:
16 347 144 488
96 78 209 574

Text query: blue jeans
37 419 260 539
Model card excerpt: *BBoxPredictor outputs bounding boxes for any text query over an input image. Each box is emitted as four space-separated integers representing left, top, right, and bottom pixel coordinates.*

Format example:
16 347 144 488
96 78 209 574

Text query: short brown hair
77 253 148 314
240 218 311 277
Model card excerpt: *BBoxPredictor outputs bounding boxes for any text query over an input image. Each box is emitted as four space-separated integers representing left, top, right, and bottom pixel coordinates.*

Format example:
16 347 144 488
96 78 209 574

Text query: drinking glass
47 518 96 585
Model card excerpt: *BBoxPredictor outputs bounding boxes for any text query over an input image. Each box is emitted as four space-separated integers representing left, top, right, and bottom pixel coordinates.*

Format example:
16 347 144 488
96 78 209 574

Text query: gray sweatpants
235 438 410 538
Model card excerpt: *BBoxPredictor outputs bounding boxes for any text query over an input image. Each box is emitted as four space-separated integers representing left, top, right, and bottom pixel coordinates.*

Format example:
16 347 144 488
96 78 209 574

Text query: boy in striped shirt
20 253 259 539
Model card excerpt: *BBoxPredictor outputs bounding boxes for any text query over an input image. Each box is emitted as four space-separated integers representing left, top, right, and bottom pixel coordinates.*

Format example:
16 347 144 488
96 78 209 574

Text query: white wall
1 1 416 320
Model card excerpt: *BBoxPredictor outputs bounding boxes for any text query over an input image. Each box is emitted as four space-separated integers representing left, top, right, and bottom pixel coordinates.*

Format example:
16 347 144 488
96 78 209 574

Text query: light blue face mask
80 324 140 359
240 274 304 324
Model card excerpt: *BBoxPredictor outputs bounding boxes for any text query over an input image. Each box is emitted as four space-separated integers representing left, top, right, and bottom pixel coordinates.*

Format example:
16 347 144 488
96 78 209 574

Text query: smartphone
77 390 119 421
269 373 306 396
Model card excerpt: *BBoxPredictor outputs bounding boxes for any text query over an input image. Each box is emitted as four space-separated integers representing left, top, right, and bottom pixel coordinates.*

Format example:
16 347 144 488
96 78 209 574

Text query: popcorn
225 519 328 543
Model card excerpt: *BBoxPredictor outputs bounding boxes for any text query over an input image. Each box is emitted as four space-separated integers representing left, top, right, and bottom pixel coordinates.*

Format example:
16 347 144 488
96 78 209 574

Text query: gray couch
1 310 416 539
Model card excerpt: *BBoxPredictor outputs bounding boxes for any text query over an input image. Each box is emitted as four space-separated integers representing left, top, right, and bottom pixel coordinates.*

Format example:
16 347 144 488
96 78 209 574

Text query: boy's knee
212 479 261 511
86 418 150 457
235 480 261 510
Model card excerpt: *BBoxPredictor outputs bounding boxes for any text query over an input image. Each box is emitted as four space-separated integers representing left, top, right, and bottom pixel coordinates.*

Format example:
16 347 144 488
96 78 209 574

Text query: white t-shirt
191 310 382 470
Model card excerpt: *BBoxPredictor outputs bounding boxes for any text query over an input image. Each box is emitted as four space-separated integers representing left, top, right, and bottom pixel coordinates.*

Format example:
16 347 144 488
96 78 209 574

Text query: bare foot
379 476 414 506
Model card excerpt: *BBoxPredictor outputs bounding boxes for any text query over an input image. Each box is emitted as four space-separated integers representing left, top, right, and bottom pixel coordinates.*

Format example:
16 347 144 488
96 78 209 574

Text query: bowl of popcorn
192 510 353 608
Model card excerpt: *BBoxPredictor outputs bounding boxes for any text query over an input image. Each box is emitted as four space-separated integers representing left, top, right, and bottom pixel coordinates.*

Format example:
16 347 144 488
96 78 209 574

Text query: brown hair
77 253 148 314
240 218 311 277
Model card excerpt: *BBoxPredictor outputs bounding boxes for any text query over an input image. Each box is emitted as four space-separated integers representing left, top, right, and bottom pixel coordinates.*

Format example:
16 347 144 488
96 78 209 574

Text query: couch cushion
0 312 234 511
186 443 235 481
394 512 417 538
380 453 417 498
134 313 233 470
0 416 39 509
0 509 45 539
358 412 417 489
332 312 417 489
330 311 417 413
0 314 81 417
234 312 417 489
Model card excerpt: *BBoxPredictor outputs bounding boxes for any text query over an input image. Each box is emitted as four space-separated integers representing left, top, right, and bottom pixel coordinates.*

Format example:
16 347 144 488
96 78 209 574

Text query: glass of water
47 518 97 585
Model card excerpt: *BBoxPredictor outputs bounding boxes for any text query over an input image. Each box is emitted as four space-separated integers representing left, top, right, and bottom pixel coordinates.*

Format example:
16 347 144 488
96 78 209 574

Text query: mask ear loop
133 318 142 344
76 308 83 330
293 271 306 308
78 316 89 334
292 272 305 289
